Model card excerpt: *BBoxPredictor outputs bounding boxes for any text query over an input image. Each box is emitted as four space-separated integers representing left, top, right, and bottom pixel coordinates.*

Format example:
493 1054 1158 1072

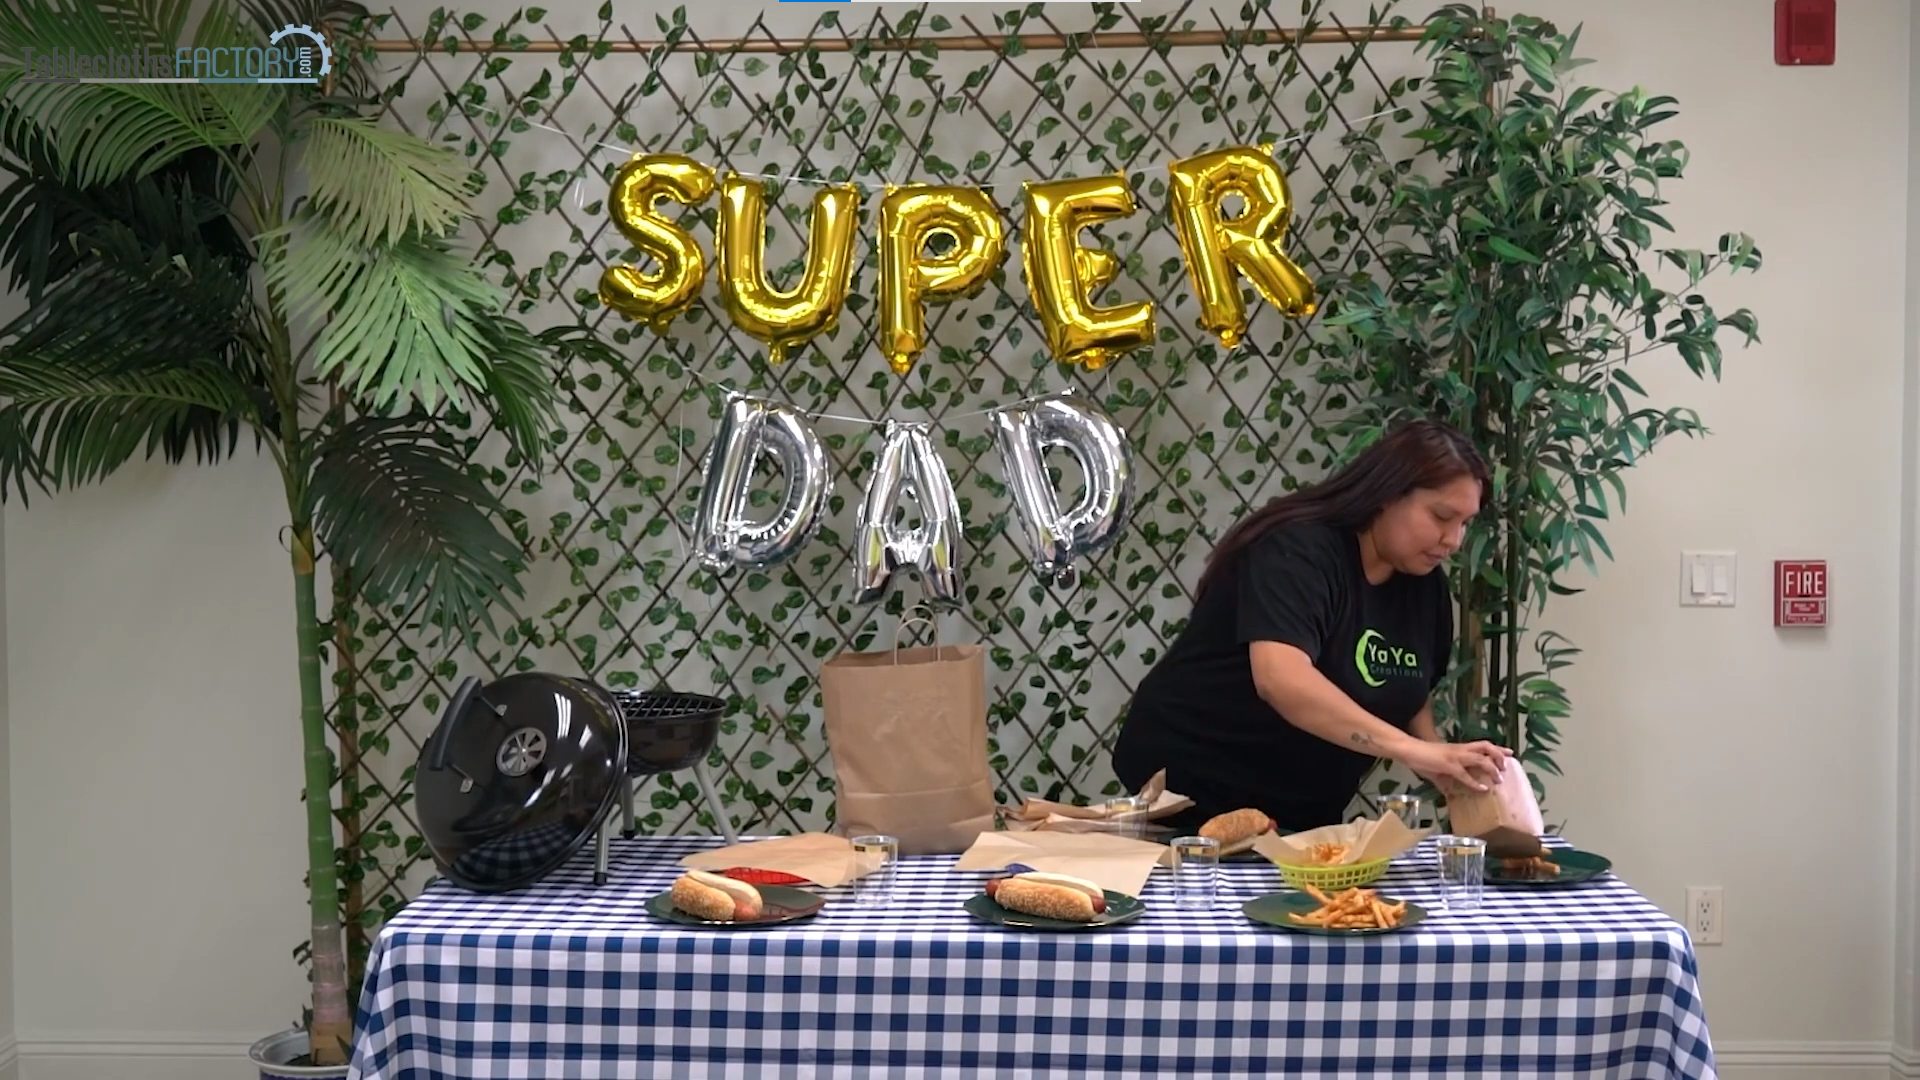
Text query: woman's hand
1400 739 1511 793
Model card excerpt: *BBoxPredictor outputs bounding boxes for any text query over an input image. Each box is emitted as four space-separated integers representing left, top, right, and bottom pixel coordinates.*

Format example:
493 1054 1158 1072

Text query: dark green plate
1242 890 1427 936
1486 848 1613 887
646 884 824 928
964 890 1145 931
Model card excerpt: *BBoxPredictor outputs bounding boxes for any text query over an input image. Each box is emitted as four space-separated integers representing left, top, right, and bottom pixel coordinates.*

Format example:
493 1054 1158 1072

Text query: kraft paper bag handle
890 606 943 663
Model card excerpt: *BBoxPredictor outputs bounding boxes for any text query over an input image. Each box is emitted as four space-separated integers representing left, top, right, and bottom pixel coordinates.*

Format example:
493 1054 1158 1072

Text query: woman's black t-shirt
1112 520 1453 830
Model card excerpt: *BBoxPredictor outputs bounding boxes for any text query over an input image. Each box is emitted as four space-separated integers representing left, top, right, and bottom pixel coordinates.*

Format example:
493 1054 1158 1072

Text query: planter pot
248 1029 351 1080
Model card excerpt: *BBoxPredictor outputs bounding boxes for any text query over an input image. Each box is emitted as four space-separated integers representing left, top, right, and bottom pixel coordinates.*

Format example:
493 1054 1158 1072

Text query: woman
1112 418 1511 832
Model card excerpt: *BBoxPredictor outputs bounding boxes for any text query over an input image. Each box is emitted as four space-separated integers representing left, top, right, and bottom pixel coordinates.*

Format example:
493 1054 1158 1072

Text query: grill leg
693 758 737 845
620 776 636 839
593 820 610 886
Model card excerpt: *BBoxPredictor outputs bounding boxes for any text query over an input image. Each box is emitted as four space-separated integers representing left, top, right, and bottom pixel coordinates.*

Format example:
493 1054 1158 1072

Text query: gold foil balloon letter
1020 175 1154 371
715 177 861 365
598 154 716 332
1166 146 1316 349
877 186 1006 376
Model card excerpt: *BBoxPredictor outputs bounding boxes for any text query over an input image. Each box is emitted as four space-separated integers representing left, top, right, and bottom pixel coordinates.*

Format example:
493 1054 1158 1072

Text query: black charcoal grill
592 687 738 883
416 672 739 892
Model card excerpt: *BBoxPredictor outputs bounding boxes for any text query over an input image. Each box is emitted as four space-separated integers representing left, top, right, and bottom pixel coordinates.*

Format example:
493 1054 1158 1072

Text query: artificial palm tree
0 0 606 1067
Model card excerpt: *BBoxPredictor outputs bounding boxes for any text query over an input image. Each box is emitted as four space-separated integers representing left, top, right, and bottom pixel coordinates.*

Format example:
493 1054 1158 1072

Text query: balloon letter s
599 154 716 333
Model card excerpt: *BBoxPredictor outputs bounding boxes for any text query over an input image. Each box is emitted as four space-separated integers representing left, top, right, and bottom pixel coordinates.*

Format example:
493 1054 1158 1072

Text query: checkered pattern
347 836 1717 1079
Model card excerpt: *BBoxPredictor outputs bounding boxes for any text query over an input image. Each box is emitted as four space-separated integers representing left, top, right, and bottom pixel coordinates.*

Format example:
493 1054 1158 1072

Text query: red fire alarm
1775 0 1835 66
1774 560 1828 627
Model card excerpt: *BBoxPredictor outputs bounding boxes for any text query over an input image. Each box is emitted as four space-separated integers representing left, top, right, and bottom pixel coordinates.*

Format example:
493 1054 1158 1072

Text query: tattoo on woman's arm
1349 732 1375 750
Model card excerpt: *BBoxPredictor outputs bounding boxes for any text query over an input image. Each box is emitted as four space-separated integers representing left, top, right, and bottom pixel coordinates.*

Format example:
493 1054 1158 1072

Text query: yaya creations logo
1354 630 1421 688
19 23 332 84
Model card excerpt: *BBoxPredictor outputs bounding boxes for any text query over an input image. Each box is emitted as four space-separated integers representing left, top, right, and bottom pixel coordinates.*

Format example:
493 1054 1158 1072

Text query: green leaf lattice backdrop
324 0 1438 947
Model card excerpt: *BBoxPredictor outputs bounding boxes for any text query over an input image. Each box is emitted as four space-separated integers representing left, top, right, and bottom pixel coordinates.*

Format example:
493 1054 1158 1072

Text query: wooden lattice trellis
322 0 1441 979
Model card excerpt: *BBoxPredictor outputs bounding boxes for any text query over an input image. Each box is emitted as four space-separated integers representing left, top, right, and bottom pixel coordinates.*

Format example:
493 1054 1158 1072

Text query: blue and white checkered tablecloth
346 835 1716 1079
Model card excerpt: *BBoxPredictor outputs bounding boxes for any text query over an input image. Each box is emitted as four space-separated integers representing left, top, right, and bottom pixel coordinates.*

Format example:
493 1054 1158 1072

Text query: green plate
645 884 824 928
964 889 1145 931
1486 848 1613 887
1241 890 1427 936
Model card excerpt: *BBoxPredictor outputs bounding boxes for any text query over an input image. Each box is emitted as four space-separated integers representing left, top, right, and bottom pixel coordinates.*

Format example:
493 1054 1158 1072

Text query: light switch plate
1680 551 1737 607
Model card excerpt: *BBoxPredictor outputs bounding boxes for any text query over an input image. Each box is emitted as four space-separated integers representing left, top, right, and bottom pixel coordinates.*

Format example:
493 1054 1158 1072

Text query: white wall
1898 2 1920 1073
1508 1 1912 1076
6 453 310 1080
1 2 1914 1079
0 292 18 1080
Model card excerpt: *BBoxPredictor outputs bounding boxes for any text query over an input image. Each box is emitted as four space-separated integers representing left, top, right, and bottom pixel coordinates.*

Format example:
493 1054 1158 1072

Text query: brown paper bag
1000 768 1196 833
1443 757 1546 858
819 622 997 856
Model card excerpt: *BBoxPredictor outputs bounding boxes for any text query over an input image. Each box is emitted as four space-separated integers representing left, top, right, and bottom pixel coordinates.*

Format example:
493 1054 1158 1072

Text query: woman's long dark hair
1195 418 1492 596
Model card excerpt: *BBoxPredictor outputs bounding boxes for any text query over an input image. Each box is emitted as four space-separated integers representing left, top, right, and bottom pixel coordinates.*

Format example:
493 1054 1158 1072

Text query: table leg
693 758 738 845
594 820 610 886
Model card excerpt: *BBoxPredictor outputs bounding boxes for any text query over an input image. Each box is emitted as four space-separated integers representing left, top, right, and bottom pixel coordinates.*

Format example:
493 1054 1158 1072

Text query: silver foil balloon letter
852 420 964 606
692 391 831 572
990 390 1135 586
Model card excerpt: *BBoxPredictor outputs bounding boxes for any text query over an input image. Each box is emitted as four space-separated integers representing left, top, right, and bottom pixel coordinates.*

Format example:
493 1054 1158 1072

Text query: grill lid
414 672 628 892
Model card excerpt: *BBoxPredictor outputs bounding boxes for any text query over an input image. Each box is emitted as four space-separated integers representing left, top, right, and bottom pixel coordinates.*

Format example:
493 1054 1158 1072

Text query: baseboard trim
1716 1041 1898 1078
7 1033 1906 1076
17 1030 256 1058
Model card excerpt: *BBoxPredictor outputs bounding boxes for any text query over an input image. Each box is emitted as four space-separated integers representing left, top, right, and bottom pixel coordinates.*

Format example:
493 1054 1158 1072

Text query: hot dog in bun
984 871 1109 921
1198 808 1275 854
670 869 765 922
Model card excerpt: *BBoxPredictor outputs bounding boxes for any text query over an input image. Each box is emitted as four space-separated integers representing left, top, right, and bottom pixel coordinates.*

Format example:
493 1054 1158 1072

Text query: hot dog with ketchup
984 871 1108 921
670 869 765 922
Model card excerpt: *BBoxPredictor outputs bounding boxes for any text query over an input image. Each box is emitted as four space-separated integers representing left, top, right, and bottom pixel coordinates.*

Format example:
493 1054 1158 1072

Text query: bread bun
671 869 765 921
985 872 1108 921
1198 807 1274 852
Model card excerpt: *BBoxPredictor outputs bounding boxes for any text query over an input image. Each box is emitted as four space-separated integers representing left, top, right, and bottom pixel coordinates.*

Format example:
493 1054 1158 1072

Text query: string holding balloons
595 143 1317 368
687 386 1138 607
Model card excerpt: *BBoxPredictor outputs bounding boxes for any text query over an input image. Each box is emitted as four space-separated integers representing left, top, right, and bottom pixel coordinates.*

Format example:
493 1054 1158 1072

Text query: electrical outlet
1685 886 1722 945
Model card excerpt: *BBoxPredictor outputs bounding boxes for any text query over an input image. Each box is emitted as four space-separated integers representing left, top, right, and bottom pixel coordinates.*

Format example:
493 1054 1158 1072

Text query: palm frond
307 414 525 643
0 101 248 305
265 214 501 411
185 0 286 153
0 0 279 187
473 318 562 470
0 357 259 501
0 207 254 374
302 117 472 248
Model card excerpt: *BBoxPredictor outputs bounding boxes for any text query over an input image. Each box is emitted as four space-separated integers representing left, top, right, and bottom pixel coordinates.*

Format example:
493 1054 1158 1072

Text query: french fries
1286 885 1407 930
1305 842 1349 865
1498 856 1561 879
